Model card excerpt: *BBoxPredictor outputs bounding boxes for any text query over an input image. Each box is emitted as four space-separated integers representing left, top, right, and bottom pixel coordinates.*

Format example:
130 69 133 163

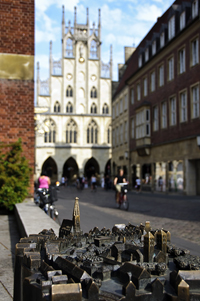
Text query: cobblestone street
57 186 200 253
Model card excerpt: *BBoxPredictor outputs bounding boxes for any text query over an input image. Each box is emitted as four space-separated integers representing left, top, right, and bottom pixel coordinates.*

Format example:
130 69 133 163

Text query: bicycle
116 183 129 211
34 185 60 225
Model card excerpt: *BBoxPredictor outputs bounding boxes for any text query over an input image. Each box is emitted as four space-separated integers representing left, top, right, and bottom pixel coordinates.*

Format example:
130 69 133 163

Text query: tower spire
49 41 52 76
98 8 101 41
74 6 77 27
62 5 65 24
86 7 89 26
110 45 113 80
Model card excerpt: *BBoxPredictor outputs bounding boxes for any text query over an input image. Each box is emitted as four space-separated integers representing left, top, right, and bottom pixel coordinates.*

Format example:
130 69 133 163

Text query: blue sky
35 0 175 82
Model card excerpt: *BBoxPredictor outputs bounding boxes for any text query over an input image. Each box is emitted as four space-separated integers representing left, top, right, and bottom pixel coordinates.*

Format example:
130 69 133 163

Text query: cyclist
38 171 51 189
114 169 126 206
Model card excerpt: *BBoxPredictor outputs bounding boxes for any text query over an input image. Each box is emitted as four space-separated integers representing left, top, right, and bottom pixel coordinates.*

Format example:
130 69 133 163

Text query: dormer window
160 32 165 48
145 48 149 62
180 11 185 31
152 41 156 56
168 15 175 40
138 54 142 68
192 0 198 18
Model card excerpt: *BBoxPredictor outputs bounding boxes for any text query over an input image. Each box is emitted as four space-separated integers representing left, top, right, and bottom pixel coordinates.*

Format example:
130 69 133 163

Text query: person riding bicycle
114 169 126 206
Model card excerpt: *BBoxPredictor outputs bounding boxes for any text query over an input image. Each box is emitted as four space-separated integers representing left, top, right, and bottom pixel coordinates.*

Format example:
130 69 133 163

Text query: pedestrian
91 174 97 191
136 176 141 193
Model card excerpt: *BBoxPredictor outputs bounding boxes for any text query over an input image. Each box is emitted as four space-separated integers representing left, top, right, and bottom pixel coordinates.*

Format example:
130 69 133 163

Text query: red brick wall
0 0 35 194
0 0 34 55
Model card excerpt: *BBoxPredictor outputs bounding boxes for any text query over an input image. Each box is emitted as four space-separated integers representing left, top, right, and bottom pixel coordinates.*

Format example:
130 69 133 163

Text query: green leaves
0 139 32 211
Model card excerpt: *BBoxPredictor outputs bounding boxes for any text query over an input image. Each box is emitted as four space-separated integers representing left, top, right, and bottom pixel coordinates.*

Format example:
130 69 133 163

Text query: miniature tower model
144 232 155 263
156 230 167 253
73 197 81 234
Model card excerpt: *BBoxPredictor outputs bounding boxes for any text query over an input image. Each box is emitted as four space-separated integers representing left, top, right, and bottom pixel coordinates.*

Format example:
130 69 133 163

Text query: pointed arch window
66 119 77 143
54 101 61 113
91 86 97 98
44 118 56 143
66 85 73 97
90 40 98 58
66 38 73 57
87 120 98 144
91 103 97 114
66 102 73 113
102 103 109 114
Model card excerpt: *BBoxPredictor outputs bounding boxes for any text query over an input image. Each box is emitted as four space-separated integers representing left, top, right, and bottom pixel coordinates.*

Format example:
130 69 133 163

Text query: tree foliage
0 139 32 211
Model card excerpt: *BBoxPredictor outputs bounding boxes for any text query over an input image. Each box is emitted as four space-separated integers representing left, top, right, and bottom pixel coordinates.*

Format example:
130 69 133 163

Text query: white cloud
101 4 122 31
35 0 79 14
136 4 162 22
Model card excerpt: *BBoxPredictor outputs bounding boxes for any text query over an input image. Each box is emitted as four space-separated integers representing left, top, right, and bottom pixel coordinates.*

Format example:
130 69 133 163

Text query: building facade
113 0 200 195
35 7 112 184
0 0 35 194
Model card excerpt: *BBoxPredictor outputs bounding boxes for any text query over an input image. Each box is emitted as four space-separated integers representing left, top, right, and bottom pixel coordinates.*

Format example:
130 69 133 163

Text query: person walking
114 169 126 206
135 176 141 193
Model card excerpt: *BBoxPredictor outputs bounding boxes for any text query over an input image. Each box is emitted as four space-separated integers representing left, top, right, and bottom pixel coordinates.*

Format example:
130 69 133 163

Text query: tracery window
66 102 73 113
66 85 73 97
103 103 109 114
66 38 73 57
44 118 56 143
87 120 98 144
90 40 98 58
66 119 77 143
54 101 60 113
91 86 97 98
91 103 97 114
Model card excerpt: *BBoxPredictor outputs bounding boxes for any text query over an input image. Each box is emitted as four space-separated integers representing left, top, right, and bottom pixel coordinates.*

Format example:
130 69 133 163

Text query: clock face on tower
79 44 85 63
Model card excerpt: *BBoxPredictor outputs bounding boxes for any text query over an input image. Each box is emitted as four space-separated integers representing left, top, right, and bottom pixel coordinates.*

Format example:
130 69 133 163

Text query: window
120 99 123 114
136 109 150 139
153 106 159 131
145 48 149 62
150 71 155 92
66 85 73 97
90 40 98 58
44 118 56 143
138 54 142 67
168 16 175 40
143 77 148 97
87 120 98 144
66 102 73 113
116 102 119 116
131 119 134 139
192 0 198 18
66 119 77 143
152 41 156 56
54 101 60 113
137 83 141 101
161 102 167 128
124 94 128 110
91 103 97 114
112 105 115 119
179 48 185 74
107 125 111 143
168 57 174 81
131 89 134 104
191 84 199 118
116 127 119 146
191 38 199 66
112 129 115 147
159 65 164 87
180 91 187 122
124 121 128 143
170 97 176 126
180 11 185 30
103 103 109 114
160 32 165 48
91 86 97 98
66 38 73 57
120 124 123 144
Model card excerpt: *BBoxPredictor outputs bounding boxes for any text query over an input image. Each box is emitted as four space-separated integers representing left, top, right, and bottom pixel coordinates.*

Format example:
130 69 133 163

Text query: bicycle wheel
123 196 129 211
